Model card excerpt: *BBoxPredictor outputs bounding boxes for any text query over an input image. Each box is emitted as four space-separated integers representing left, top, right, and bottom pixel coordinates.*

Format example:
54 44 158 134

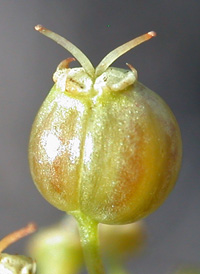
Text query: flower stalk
71 211 105 274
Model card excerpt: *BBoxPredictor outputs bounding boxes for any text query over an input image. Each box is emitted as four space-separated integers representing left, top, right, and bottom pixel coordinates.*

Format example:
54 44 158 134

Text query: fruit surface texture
29 67 182 224
29 27 182 225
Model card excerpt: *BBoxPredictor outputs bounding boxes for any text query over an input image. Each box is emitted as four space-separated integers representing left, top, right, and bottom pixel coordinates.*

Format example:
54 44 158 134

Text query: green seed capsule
27 217 83 274
29 26 182 225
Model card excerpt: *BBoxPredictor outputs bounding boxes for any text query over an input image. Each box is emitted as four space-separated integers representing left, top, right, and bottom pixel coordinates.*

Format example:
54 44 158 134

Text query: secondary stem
71 211 105 274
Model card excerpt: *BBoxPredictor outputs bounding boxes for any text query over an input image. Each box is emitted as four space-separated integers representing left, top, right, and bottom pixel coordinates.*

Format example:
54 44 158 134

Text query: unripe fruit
99 221 146 257
28 217 83 274
29 26 182 225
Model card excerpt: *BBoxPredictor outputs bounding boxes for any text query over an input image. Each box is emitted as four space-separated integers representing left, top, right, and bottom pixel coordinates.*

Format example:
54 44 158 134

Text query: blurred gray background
0 1 199 273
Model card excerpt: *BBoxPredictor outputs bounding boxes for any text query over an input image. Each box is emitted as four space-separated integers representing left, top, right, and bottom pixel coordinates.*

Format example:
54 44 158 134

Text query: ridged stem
70 211 105 274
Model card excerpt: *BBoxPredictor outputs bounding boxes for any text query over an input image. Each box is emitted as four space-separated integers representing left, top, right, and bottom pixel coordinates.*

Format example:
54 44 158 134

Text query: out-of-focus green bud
100 221 146 258
100 221 146 274
27 217 83 274
27 215 146 274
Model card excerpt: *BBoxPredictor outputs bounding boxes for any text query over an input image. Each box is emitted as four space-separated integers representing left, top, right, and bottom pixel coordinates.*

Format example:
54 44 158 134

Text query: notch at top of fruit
34 25 156 94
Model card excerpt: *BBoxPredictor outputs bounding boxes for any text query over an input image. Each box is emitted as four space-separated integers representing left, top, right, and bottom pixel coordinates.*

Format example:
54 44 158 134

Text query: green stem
70 211 105 274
